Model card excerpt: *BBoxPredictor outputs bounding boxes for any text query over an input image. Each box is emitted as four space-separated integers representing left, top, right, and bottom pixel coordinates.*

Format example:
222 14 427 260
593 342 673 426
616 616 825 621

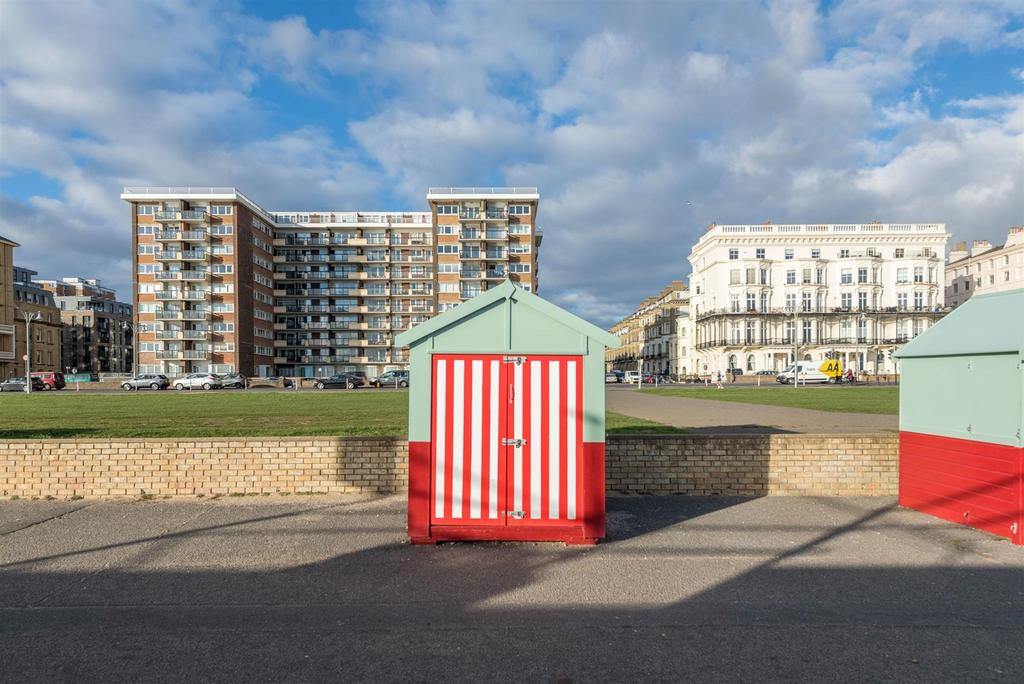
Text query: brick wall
0 433 897 499
607 434 898 496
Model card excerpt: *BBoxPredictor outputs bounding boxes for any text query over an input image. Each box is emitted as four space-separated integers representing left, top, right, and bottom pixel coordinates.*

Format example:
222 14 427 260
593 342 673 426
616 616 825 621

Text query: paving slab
0 495 1020 682
607 385 898 433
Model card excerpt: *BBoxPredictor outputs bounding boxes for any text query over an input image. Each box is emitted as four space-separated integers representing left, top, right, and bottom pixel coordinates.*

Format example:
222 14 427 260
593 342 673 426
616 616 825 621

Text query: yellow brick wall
0 434 897 499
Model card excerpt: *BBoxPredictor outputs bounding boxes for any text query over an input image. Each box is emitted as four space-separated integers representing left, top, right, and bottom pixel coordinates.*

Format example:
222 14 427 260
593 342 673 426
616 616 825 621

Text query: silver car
172 373 222 391
121 374 170 391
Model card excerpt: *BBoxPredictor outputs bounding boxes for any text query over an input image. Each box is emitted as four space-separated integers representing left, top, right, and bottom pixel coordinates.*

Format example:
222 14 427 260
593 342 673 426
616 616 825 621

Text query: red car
30 371 66 390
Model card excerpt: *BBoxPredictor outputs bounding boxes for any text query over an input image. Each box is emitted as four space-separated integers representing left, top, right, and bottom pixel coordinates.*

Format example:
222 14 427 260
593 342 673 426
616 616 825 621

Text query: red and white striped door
430 355 507 524
506 355 583 526
430 354 583 527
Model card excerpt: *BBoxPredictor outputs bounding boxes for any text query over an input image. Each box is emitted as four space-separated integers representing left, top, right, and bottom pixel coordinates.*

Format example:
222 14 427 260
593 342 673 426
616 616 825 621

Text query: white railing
705 223 946 238
428 187 539 195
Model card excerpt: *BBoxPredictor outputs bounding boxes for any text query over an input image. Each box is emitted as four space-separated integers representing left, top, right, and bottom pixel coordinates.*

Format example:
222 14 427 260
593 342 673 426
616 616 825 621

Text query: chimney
1006 226 1024 247
948 241 969 262
971 240 993 256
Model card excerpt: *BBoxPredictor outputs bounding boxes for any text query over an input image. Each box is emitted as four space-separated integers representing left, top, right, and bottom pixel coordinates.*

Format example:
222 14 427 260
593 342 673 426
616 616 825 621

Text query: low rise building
37 277 133 374
945 227 1024 308
13 267 62 373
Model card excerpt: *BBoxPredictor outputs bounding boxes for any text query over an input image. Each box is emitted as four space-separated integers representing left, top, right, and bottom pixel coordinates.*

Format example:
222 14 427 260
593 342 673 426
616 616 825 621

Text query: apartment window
210 224 233 234
137 204 156 215
784 321 795 343
138 244 156 254
858 292 868 310
785 293 796 312
730 294 740 313
802 320 812 343
914 267 924 283
745 321 755 344
508 263 531 273
728 248 739 260
897 293 908 310
841 292 852 308
746 293 756 312
802 292 812 312
838 249 850 258
212 323 235 332
439 282 459 293
745 268 756 284
760 268 769 285
436 225 456 235
802 268 811 284
755 248 765 259
816 268 825 284
212 264 233 274
508 224 531 235
786 270 796 285
211 244 233 254
857 267 868 284
895 248 905 258
811 249 821 259
508 243 531 254
730 269 741 285
209 205 233 215
436 205 458 215
508 204 531 215
914 292 924 310
964 280 970 290
840 268 852 284
784 249 794 260
437 245 459 254
953 282 959 293
137 224 154 235
760 292 769 311
897 267 909 283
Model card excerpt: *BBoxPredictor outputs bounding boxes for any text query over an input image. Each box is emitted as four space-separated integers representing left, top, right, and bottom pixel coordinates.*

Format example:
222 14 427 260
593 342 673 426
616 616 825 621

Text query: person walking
715 371 724 389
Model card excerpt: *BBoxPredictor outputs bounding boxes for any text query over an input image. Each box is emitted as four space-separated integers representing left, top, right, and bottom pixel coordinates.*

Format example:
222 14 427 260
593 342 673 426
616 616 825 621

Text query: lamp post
121 320 135 377
23 311 40 394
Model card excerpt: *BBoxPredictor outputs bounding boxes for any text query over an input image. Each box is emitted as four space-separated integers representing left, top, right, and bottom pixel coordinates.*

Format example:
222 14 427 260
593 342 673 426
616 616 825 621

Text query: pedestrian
715 371 723 389
846 367 854 384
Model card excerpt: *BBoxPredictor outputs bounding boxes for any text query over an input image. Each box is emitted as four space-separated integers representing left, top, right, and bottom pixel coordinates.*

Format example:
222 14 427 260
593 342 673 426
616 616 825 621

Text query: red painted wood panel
900 431 1023 545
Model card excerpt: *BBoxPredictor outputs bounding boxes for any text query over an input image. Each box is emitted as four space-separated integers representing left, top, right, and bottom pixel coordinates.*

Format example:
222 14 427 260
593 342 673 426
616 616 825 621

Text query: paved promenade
606 386 898 433
1 495 1021 681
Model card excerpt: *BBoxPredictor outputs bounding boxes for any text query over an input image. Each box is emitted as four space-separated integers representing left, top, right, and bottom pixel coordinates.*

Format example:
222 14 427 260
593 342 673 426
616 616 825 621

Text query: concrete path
1 495 1021 682
607 386 898 434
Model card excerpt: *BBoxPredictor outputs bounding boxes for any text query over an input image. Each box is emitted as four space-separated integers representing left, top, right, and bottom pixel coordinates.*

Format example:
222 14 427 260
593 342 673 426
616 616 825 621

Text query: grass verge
640 385 898 414
0 391 683 439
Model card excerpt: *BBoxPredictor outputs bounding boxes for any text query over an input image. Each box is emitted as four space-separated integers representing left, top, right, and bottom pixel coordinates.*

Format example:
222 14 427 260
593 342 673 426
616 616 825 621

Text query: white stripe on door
530 360 542 519
451 360 464 518
488 359 499 519
434 359 447 519
566 360 577 520
548 360 560 519
470 360 483 519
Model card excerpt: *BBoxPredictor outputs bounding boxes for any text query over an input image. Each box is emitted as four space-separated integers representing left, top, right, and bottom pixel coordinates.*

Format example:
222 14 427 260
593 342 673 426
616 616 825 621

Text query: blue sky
1 0 1022 325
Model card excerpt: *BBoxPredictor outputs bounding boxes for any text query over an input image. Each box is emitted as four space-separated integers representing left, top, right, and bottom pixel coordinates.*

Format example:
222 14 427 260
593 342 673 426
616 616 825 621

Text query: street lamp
121 320 135 376
22 311 40 394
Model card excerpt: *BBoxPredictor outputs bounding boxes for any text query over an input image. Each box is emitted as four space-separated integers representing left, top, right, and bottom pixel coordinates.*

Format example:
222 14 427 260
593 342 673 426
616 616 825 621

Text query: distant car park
121 374 170 391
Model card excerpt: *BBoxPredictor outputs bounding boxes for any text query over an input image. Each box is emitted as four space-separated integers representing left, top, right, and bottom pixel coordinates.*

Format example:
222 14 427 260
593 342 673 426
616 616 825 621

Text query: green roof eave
394 279 621 349
895 288 1024 359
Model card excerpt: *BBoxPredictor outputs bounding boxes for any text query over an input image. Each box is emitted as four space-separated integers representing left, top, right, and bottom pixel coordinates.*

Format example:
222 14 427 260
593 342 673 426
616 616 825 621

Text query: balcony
156 330 210 341
155 350 210 360
156 250 208 261
154 229 208 241
485 269 506 279
155 310 211 321
460 270 483 279
154 271 210 281
155 290 210 301
485 209 507 220
459 210 481 220
154 210 208 222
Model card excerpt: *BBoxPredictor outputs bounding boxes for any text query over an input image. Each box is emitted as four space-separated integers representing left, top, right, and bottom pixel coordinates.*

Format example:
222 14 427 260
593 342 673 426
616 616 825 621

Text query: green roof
395 279 621 349
895 288 1024 358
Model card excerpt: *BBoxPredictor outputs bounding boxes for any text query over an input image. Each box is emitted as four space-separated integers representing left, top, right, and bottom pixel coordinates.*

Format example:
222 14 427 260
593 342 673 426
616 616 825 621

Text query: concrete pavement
606 385 898 433
1 495 1021 681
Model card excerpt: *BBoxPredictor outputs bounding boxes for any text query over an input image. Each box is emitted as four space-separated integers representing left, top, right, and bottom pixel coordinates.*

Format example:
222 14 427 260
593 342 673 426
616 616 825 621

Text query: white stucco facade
687 223 950 376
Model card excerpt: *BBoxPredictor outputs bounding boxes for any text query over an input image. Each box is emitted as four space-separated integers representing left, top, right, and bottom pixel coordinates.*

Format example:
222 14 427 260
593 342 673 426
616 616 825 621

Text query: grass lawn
0 391 681 439
640 385 899 415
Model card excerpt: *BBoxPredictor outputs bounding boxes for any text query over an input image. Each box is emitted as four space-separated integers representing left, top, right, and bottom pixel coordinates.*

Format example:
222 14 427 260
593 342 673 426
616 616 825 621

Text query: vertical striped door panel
430 354 583 526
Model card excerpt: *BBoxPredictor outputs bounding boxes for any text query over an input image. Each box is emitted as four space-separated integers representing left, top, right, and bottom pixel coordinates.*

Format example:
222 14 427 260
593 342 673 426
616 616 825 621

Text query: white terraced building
688 222 950 377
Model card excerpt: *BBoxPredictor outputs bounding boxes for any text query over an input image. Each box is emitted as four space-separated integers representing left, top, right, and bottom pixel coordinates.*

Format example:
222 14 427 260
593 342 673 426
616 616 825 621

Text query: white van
776 362 830 384
624 370 641 384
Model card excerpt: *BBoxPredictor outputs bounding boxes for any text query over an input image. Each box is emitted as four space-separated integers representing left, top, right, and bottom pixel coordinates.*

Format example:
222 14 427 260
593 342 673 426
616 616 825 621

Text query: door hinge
501 438 526 447
505 510 526 519
503 356 526 365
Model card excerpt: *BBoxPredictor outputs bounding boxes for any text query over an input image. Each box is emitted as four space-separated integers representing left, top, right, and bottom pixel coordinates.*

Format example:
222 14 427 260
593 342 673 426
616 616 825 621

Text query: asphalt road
1 495 1021 682
606 384 899 434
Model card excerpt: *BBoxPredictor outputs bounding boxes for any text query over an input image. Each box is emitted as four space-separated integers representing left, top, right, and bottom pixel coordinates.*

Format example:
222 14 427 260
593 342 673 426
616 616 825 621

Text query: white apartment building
688 222 950 376
946 227 1024 308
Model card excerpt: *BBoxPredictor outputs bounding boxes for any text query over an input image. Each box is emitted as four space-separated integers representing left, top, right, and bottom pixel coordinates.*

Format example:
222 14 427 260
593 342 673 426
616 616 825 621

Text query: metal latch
502 438 526 447
503 356 526 365
505 510 526 519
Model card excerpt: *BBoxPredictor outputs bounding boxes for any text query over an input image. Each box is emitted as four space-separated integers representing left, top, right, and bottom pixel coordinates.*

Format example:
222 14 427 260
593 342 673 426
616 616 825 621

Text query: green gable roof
895 288 1024 359
394 279 621 349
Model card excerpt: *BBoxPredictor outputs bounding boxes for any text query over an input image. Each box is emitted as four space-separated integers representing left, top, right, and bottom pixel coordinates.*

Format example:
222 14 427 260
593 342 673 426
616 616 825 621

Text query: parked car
0 376 45 392
314 373 365 390
121 374 170 391
370 370 409 388
172 373 222 391
776 362 830 384
624 370 641 384
605 371 620 383
30 371 66 390
219 373 247 389
247 376 293 389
